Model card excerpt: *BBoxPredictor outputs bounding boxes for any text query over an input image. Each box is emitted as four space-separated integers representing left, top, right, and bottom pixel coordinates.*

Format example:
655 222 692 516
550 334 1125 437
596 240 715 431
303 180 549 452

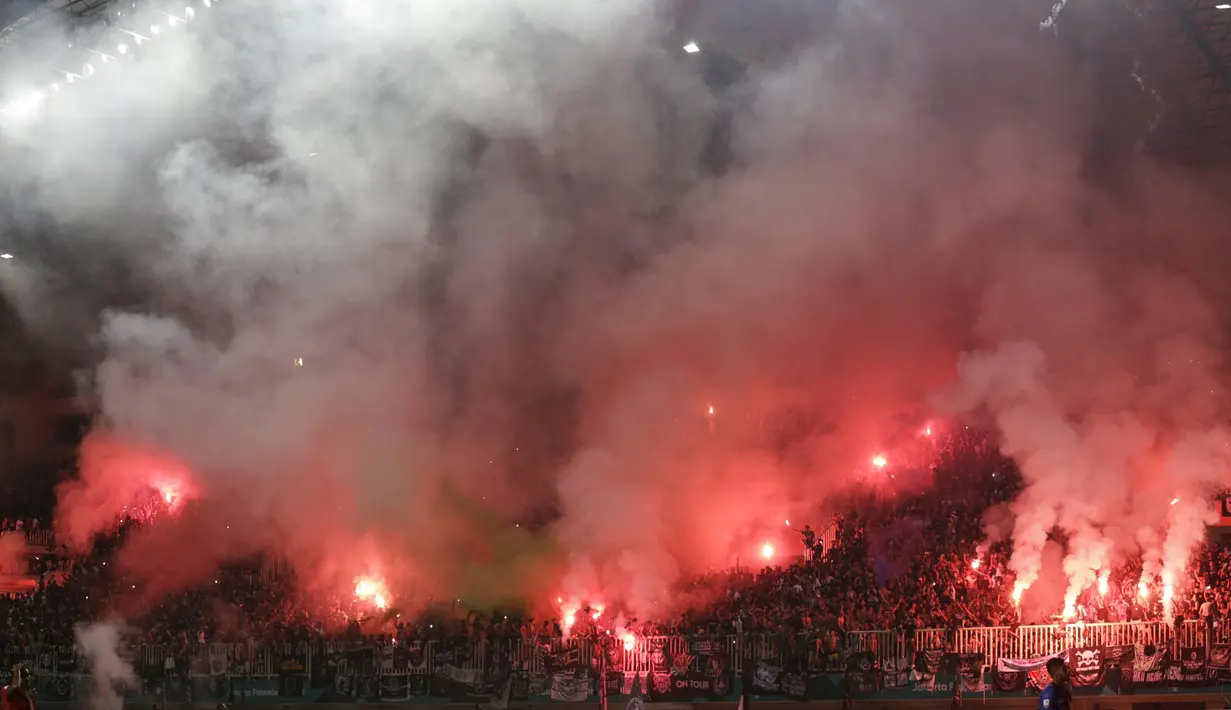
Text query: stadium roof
1132 0 1231 163
0 0 1229 163
0 0 112 53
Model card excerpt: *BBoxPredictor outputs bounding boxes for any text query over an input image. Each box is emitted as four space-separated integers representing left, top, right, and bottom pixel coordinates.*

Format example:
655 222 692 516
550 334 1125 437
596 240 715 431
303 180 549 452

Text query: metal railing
7 620 1210 681
849 620 1206 666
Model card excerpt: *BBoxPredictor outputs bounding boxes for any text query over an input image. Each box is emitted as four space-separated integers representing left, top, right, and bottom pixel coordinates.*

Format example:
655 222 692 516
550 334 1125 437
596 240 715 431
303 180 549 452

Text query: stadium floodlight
162 9 192 25
0 255 13 260
0 92 44 123
1218 3 1231 8
1 0 213 129
683 41 700 53
60 67 88 85
86 49 118 64
118 28 151 46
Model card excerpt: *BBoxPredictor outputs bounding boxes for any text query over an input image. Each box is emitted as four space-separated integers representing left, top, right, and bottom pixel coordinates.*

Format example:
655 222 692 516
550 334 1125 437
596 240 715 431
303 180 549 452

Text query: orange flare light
354 577 390 610
871 454 888 469
559 600 580 636
760 542 775 560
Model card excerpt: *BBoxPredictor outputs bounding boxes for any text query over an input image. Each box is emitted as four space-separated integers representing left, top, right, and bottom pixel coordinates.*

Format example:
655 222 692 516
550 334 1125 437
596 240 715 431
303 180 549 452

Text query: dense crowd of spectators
0 428 1224 659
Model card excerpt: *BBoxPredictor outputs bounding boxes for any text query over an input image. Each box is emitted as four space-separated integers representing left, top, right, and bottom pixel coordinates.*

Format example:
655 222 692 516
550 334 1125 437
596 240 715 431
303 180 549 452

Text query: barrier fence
846 619 1206 666
23 529 55 549
6 620 1213 681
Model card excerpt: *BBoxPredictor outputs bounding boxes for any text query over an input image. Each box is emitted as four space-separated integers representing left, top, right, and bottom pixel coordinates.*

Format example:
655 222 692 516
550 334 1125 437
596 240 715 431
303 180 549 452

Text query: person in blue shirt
1038 657 1071 710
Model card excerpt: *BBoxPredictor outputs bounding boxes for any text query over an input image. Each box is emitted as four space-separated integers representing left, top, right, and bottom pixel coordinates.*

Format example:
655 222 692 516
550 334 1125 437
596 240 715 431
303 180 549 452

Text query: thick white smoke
0 0 1228 621
943 262 1231 613
75 621 137 710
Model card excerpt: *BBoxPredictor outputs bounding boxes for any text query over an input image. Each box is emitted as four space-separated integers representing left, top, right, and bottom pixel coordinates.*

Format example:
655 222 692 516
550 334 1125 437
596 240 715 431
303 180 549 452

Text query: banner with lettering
548 670 592 702
647 671 733 700
844 652 879 693
1130 643 1169 689
1166 647 1207 687
882 656 912 689
1069 647 1104 688
909 649 946 691
994 650 1064 692
1207 643 1231 684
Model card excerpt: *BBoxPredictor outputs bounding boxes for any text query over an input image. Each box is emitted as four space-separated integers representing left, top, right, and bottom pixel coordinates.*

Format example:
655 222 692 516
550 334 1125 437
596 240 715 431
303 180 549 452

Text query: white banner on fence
997 651 1064 673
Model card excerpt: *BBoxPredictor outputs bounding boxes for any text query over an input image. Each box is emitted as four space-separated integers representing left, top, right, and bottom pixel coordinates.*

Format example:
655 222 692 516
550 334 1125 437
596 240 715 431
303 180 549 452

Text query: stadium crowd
0 429 1222 662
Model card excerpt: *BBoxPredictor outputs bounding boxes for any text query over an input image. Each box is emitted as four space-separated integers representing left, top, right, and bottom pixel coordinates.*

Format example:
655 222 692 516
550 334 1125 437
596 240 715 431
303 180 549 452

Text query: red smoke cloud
56 432 199 550
15 0 1231 624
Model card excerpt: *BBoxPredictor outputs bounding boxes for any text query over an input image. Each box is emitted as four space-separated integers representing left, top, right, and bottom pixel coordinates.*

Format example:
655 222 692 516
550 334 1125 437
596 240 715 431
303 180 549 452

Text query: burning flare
354 576 389 610
760 542 775 560
157 485 180 507
559 600 580 636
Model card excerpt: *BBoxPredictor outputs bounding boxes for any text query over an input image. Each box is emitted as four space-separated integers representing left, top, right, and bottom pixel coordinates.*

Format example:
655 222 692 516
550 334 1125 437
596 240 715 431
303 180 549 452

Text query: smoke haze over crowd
1 0 1231 622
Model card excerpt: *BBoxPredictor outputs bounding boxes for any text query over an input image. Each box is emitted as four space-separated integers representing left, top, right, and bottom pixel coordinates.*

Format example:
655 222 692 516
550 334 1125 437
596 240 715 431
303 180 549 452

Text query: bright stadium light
682 41 700 54
1217 3 1231 9
1 91 46 122
0 254 13 260
1 0 217 129
86 49 117 64
119 29 150 46
60 67 87 87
